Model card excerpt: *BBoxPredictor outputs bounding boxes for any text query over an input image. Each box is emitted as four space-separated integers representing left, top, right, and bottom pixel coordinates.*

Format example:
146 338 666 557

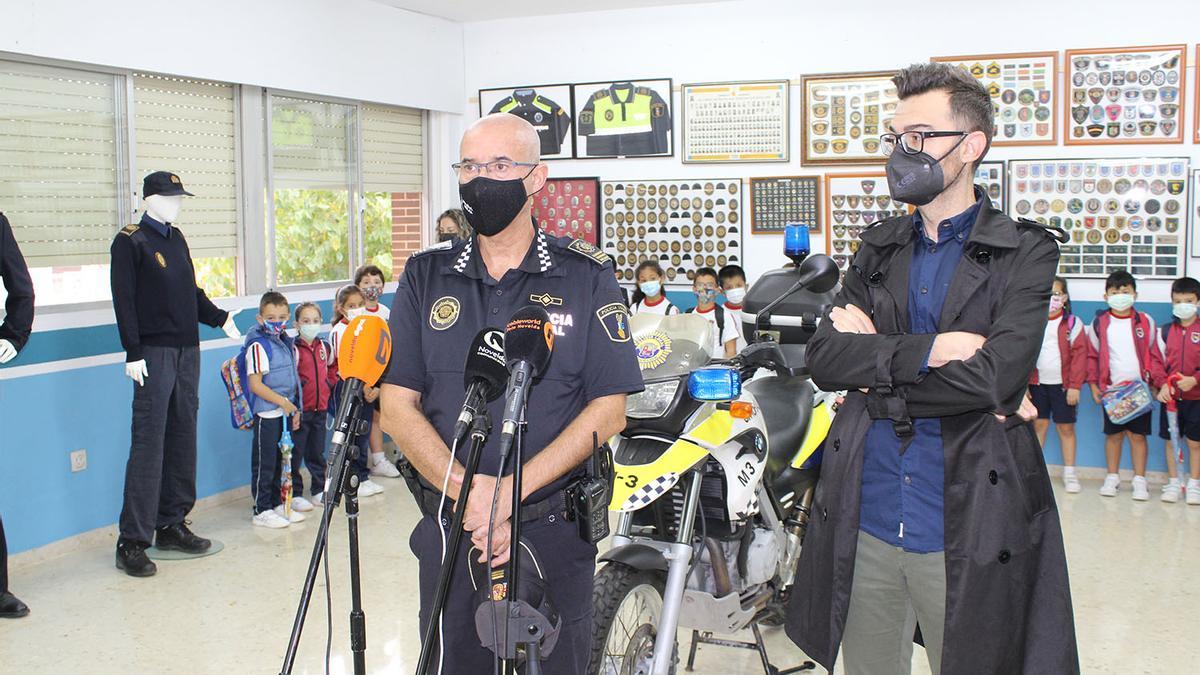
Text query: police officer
381 114 642 673
0 211 34 618
110 172 240 577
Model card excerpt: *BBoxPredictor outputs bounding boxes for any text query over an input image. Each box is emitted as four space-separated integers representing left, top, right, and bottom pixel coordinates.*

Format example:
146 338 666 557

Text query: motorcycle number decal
618 474 640 489
621 472 678 511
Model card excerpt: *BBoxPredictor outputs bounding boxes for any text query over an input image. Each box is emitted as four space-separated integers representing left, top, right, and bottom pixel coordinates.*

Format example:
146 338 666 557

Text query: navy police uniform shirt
386 221 644 503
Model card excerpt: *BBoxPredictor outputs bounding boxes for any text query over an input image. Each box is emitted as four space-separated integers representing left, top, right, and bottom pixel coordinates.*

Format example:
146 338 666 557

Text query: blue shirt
859 196 981 553
140 212 170 238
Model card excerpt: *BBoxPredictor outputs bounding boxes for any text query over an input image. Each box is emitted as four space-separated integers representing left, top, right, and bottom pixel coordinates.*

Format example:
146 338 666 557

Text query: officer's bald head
461 113 541 164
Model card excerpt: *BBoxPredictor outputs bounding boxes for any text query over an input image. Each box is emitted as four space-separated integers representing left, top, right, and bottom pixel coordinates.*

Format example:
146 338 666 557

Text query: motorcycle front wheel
587 562 676 675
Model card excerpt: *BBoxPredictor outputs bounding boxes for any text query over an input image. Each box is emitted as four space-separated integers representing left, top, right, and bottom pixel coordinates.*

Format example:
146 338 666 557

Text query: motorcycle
588 247 842 675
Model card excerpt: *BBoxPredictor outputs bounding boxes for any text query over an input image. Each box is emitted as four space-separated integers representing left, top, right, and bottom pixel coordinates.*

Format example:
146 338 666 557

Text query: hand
1090 384 1102 405
830 304 877 335
0 339 15 364
222 311 241 339
995 392 1037 423
473 518 512 566
1158 386 1175 404
1179 376 1198 392
455 473 513 536
364 387 380 403
125 359 148 387
928 332 986 368
291 413 301 431
1065 388 1080 406
280 399 299 416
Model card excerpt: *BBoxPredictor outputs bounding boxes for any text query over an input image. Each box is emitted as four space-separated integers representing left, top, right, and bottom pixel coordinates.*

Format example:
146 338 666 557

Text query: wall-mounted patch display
1191 169 1200 259
976 160 1007 212
681 80 789 163
572 78 673 158
932 51 1058 146
478 83 575 159
800 70 898 165
823 172 911 274
600 179 742 286
531 177 601 246
1008 157 1189 279
1064 44 1187 145
749 176 820 234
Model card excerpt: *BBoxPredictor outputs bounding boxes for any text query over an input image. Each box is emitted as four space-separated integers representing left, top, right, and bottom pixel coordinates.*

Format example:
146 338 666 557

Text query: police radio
566 432 614 545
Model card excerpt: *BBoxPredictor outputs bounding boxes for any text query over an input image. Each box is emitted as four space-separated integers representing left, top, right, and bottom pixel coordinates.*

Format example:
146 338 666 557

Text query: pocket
1003 422 1053 519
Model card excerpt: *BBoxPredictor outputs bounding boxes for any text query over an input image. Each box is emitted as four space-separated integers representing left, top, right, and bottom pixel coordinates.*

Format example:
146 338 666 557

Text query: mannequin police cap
143 171 195 198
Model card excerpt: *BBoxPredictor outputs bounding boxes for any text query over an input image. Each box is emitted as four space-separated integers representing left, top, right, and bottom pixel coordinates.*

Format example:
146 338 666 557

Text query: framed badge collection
823 172 909 274
681 80 789 164
1008 157 1189 279
1064 44 1187 145
976 160 1007 212
478 83 576 160
1191 169 1200 258
749 176 821 234
800 70 897 165
531 178 601 246
932 51 1058 146
600 179 743 286
572 78 674 159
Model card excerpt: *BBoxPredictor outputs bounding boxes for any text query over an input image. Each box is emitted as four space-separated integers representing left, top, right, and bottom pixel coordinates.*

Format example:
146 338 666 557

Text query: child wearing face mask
1029 277 1088 494
1086 270 1167 501
630 260 679 316
330 285 384 498
292 302 331 507
245 292 304 529
687 267 740 359
718 264 750 353
353 265 401 480
1154 276 1200 505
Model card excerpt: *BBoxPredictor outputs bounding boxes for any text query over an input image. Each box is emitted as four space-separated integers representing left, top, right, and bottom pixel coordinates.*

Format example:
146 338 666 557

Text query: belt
412 478 569 524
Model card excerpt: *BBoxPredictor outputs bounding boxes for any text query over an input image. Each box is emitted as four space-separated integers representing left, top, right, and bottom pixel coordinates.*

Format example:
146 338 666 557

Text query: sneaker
115 539 158 577
1099 473 1120 497
1187 479 1200 506
1062 469 1081 494
252 510 290 529
357 479 385 498
311 492 325 507
291 496 315 512
369 456 401 478
1162 479 1181 504
1131 476 1150 501
275 505 306 523
154 521 211 554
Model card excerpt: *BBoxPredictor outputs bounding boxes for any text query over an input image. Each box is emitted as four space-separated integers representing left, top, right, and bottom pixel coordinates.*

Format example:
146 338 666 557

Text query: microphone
498 306 555 458
330 315 392 451
451 328 509 448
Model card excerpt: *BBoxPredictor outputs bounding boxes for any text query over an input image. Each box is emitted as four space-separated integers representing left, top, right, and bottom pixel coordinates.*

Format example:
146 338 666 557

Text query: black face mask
438 232 457 243
459 176 530 237
885 136 968 206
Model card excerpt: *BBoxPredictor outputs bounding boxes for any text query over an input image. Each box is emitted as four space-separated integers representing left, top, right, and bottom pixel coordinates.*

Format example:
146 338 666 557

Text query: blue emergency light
785 224 810 266
687 366 742 402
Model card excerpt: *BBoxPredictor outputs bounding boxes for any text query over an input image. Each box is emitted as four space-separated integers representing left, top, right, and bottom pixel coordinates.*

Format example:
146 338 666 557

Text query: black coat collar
860 191 1019 251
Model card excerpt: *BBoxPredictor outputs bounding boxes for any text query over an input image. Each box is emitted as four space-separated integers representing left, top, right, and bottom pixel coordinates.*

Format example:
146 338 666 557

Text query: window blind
361 103 423 192
272 96 355 191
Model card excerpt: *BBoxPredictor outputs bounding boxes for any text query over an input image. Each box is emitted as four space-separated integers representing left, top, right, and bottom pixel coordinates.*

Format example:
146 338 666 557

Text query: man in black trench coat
785 63 1079 674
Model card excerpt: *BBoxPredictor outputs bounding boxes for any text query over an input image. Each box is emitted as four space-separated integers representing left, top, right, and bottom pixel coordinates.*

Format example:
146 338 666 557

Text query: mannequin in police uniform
109 172 240 578
380 113 643 673
0 211 34 618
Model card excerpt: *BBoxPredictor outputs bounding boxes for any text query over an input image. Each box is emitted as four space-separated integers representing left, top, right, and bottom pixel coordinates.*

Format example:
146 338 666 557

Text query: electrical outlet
70 449 87 473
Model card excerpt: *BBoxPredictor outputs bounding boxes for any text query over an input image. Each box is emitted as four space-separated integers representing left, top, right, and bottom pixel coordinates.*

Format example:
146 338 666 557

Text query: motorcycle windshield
630 313 715 380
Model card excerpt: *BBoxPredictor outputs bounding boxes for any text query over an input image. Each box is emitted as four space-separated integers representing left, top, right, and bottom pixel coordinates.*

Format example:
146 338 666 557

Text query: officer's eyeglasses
880 130 968 156
451 160 539 181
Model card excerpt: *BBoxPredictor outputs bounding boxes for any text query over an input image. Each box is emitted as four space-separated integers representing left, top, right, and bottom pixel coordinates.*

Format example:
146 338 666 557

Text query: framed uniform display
932 51 1058 146
681 80 789 163
1063 44 1187 145
824 172 910 274
600 179 742 286
975 160 1007 212
478 83 575 159
572 79 673 158
531 177 601 246
800 70 898 165
1008 157 1189 279
749 176 820 234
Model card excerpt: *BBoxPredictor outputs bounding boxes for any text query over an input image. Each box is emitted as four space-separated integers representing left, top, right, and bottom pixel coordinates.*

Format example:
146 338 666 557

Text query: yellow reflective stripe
609 439 708 511
792 400 833 469
685 409 734 448
497 99 518 113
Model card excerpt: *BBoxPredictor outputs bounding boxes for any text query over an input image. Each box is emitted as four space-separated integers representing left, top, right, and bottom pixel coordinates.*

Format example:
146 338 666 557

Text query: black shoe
115 539 157 577
155 521 211 554
0 591 30 618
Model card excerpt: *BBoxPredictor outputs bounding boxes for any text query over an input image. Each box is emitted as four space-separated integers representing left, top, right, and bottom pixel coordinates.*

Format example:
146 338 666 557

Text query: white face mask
345 307 367 321
725 287 746 305
1173 302 1198 321
1106 293 1135 312
298 323 322 340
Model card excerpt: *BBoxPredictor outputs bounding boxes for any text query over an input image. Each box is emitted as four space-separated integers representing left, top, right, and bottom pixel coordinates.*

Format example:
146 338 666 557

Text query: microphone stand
280 382 371 675
416 408 493 674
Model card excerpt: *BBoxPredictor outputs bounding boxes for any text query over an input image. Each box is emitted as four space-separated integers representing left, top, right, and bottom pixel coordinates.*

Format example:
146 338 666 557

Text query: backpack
685 305 725 338
219 336 273 430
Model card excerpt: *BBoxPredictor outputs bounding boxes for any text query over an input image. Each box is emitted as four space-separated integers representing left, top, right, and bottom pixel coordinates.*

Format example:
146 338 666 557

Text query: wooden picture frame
478 83 576 159
800 70 898 165
749 176 821 234
1063 44 1186 145
681 80 789 164
932 51 1059 146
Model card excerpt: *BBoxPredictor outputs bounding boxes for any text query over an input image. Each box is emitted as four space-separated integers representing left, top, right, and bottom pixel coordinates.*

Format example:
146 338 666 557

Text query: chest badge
597 302 632 343
1191 332 1199 344
530 292 563 308
155 252 167 268
429 296 461 331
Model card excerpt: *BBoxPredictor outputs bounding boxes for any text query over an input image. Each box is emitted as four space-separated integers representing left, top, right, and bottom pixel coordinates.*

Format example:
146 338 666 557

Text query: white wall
0 0 465 113
461 0 1200 301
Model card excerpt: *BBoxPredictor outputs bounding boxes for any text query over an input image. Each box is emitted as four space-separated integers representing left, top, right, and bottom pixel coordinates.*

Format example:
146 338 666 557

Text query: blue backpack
220 335 280 430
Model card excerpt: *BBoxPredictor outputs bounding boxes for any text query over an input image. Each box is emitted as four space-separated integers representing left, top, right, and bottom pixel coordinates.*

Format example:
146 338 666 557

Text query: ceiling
373 0 725 22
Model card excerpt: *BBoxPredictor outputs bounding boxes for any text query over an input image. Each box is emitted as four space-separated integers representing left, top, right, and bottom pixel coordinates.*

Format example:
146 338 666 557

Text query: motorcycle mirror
796 254 839 294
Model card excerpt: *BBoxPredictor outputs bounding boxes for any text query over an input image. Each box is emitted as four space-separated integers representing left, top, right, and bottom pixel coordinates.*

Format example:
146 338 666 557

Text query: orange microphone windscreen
338 315 392 386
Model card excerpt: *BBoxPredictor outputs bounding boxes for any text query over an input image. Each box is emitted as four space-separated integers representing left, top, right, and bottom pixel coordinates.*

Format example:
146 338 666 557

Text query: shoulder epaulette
635 86 655 95
592 91 608 101
409 239 457 259
562 238 611 266
1016 217 1068 244
119 224 140 237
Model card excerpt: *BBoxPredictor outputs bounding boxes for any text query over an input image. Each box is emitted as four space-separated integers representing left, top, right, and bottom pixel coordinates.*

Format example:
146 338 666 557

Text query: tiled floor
2 473 1199 673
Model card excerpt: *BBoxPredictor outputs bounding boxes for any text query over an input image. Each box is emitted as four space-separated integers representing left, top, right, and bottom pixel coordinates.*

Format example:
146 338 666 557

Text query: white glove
222 310 241 339
0 339 16 364
125 359 148 387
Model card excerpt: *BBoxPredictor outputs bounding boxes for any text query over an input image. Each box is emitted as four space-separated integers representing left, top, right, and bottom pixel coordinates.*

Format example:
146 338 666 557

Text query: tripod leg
346 467 367 675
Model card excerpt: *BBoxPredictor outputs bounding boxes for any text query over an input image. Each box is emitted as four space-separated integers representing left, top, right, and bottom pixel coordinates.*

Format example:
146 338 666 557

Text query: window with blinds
133 73 239 259
361 103 423 278
0 60 121 268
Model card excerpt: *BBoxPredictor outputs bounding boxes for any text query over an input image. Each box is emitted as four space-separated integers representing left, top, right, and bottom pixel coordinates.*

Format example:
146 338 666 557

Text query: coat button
988 470 998 485
833 438 841 451
998 549 1011 564
822 508 828 521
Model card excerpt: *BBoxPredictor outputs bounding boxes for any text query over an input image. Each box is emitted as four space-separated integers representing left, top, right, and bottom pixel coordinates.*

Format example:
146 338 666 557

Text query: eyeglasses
451 160 539 181
880 130 968 156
